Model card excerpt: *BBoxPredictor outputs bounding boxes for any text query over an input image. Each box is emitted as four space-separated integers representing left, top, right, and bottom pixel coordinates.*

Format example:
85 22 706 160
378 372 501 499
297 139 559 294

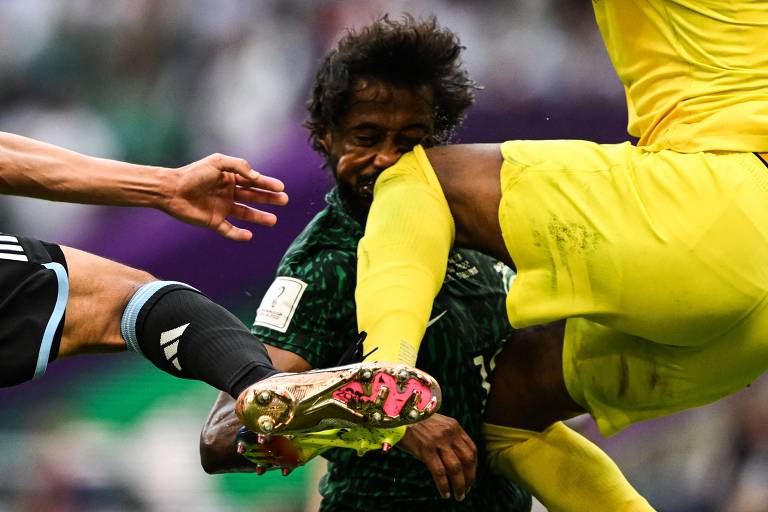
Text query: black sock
120 281 278 398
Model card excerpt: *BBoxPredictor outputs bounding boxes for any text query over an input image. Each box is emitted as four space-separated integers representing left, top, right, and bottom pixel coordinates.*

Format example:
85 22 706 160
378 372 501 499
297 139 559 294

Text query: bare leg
58 245 154 357
482 321 653 511
424 144 510 266
485 320 584 431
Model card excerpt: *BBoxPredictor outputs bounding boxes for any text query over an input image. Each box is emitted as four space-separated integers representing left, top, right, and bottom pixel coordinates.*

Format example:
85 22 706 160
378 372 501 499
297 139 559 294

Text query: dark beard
336 180 371 224
328 160 381 225
355 171 380 203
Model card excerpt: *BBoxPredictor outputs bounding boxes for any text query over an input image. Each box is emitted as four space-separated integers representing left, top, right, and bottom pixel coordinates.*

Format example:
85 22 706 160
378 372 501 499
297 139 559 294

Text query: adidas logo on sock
160 323 189 371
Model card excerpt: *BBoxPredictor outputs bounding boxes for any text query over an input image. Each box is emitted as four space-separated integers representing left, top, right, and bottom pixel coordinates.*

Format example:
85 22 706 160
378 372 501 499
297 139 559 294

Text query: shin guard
121 281 276 397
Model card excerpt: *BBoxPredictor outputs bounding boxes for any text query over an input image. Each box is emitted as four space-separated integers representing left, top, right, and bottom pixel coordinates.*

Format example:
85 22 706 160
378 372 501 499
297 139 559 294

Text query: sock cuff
120 281 197 354
482 422 544 444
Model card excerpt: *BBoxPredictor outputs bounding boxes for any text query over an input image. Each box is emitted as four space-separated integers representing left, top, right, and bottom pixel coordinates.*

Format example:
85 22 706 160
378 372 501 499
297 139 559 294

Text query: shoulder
281 202 360 265
279 209 357 278
277 245 356 293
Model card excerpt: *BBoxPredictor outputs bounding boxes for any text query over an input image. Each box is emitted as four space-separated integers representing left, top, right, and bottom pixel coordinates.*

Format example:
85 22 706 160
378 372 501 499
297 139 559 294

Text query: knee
62 245 156 303
118 267 156 301
59 247 160 355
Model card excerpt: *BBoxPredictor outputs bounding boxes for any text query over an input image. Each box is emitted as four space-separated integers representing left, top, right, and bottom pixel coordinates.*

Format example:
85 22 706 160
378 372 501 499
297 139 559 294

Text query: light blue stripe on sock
34 262 69 379
120 281 196 354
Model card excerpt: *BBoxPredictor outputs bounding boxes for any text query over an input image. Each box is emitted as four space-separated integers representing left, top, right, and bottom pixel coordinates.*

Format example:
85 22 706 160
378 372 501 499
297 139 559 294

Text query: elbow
199 429 223 474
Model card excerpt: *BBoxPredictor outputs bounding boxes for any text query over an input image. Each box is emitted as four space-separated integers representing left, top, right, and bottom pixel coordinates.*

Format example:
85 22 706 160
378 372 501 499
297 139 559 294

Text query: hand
397 413 477 501
163 153 289 241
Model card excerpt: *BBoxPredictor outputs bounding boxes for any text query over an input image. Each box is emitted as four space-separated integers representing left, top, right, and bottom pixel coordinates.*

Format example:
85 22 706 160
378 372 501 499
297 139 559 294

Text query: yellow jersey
593 0 768 152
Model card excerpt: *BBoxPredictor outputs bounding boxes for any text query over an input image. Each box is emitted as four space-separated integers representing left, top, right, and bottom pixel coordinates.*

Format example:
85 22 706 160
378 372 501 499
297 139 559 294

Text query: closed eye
354 135 377 146
397 136 427 152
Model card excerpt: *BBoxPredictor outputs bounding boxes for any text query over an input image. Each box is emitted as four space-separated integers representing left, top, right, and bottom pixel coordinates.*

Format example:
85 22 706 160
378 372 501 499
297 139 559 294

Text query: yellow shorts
498 140 768 435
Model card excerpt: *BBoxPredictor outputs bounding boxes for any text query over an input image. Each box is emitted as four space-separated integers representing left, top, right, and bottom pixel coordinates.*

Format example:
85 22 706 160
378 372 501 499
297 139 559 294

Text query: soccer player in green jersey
199 17 532 511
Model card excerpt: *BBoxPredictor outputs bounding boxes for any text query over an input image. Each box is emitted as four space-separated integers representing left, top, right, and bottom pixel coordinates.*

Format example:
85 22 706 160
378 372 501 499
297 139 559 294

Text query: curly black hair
305 15 478 160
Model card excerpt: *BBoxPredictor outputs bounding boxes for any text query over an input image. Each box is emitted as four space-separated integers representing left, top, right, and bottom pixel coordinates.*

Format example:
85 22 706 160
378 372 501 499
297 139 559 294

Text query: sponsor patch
253 277 308 333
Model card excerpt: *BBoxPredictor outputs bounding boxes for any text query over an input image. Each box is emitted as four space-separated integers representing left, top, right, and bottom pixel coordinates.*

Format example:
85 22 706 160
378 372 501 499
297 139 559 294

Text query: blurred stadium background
0 1 766 511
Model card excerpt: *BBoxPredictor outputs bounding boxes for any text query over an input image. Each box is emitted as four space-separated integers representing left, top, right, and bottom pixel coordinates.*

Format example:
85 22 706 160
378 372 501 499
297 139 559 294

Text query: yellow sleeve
356 146 455 365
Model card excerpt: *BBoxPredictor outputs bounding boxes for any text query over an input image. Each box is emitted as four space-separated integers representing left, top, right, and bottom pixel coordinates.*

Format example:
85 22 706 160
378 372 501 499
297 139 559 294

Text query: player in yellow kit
351 1 768 510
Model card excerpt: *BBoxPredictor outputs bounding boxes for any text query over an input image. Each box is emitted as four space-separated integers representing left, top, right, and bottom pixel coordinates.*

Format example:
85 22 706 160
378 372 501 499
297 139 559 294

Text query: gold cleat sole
235 362 441 435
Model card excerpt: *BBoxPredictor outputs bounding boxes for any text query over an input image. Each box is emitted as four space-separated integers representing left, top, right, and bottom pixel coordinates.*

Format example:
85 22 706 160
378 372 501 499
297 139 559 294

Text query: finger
234 186 289 206
423 452 452 500
211 154 262 182
454 437 478 494
215 219 253 241
230 203 278 227
439 448 467 501
234 171 286 193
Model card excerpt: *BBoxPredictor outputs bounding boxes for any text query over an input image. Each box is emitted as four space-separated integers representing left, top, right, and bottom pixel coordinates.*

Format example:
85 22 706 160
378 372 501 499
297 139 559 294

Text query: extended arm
0 131 288 241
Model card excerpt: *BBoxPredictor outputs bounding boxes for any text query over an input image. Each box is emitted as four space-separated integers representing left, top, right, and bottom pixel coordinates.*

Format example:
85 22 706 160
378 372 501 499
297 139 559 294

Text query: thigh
59 245 154 356
0 233 68 386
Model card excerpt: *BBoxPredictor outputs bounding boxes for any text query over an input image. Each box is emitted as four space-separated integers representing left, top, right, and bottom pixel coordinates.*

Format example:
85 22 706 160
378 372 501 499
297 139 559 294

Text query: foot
235 362 441 435
235 425 407 475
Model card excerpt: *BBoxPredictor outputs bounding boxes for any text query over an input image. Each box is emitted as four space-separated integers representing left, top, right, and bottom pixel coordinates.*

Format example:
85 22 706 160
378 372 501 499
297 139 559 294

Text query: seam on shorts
754 152 768 169
34 262 69 379
743 153 768 197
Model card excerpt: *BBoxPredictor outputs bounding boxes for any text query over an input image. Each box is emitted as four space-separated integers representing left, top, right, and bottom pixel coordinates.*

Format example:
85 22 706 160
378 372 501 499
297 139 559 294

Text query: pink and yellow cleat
235 425 407 475
235 362 441 436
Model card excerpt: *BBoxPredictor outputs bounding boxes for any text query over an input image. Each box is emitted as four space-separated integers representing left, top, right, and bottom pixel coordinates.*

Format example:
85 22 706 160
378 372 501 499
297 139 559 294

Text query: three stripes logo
0 235 28 262
160 323 189 372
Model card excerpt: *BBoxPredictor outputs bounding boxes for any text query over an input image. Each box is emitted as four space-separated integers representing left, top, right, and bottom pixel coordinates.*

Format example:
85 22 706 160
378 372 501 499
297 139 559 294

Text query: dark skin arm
200 345 310 474
199 390 256 473
397 413 477 501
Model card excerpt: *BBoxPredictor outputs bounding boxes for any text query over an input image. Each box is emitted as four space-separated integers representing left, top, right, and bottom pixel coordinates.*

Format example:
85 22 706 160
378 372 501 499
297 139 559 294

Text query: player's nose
372 141 402 170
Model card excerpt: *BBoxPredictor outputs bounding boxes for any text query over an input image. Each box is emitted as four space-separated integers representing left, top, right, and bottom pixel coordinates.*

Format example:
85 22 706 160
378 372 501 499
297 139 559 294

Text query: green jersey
252 188 531 512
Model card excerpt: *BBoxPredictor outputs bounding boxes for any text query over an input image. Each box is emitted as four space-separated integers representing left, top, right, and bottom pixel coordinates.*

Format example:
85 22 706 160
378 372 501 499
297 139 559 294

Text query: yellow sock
483 422 654 512
357 146 454 364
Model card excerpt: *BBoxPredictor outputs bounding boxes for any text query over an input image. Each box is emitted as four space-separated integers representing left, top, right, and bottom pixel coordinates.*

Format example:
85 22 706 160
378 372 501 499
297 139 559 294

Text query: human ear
318 130 332 154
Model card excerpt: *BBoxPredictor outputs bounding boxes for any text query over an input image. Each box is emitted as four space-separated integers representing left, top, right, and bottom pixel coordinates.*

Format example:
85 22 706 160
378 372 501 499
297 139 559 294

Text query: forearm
200 392 259 474
199 346 311 473
0 131 173 208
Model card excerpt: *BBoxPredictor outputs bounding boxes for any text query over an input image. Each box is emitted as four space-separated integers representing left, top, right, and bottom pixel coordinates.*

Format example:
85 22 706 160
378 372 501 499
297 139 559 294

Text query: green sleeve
251 250 359 369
